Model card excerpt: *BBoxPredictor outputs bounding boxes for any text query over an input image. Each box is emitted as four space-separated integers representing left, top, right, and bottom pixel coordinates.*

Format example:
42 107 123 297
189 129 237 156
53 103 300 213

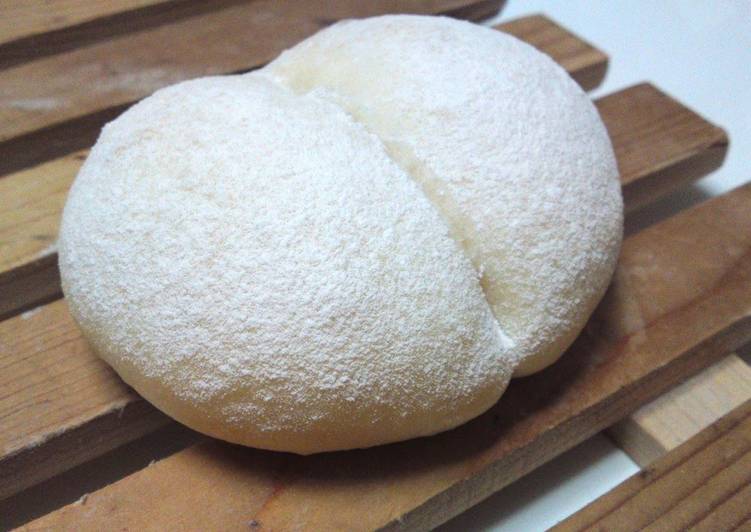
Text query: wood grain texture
0 0 167 44
0 1 253 71
599 83 728 212
0 153 80 274
0 11 592 177
0 151 84 320
0 255 61 322
553 399 751 532
0 83 726 322
0 300 172 500
0 1 505 71
21 183 751 531
500 14 607 91
608 354 751 466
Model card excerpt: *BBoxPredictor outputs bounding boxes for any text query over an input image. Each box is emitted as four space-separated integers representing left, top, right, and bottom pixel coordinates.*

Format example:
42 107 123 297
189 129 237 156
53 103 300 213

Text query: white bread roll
264 15 622 375
59 15 622 454
59 75 514 454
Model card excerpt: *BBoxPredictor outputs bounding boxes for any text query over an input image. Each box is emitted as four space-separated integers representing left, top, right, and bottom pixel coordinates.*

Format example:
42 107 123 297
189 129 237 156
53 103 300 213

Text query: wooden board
0 0 506 175
553 399 751 531
0 83 727 321
20 182 751 531
608 354 751 466
0 300 172 501
0 0 168 45
599 84 728 213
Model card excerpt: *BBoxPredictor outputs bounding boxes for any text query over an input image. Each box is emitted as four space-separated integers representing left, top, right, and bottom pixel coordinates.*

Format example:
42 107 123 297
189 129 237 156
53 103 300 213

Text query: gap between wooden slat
0 255 61 322
0 83 727 322
19 182 751 531
0 12 594 176
0 423 204 531
553 399 751 532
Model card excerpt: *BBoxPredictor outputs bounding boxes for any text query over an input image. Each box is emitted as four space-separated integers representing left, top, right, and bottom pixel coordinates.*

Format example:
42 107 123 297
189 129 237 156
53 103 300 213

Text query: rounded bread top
265 15 623 375
59 74 513 454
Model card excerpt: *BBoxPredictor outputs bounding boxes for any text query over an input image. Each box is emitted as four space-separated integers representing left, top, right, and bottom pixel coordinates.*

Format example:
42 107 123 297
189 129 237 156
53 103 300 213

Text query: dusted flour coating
265 15 622 375
58 15 622 454
59 76 514 453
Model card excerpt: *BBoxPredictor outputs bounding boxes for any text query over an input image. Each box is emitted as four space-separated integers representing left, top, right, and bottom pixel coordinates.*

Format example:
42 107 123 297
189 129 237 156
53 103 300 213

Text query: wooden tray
1 1 750 530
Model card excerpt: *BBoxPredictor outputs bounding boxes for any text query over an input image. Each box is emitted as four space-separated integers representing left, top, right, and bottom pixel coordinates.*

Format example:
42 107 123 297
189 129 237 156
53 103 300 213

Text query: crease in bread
263 15 622 376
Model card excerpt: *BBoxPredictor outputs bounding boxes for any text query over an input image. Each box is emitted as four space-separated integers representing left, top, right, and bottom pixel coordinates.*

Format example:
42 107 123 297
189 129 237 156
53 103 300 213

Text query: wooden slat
0 83 726 321
608 354 751 466
0 1 251 71
553 399 751 532
500 14 607 92
599 84 728 212
0 1 504 71
0 0 168 45
0 300 172 501
20 182 751 530
0 153 80 274
0 0 503 175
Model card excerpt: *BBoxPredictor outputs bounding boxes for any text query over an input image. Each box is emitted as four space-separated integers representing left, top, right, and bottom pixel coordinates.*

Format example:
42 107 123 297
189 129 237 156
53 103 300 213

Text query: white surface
440 434 639 531
441 1 751 530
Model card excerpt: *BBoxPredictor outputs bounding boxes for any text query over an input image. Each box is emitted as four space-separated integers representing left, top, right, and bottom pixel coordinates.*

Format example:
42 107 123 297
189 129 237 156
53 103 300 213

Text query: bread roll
264 15 622 375
59 15 622 454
